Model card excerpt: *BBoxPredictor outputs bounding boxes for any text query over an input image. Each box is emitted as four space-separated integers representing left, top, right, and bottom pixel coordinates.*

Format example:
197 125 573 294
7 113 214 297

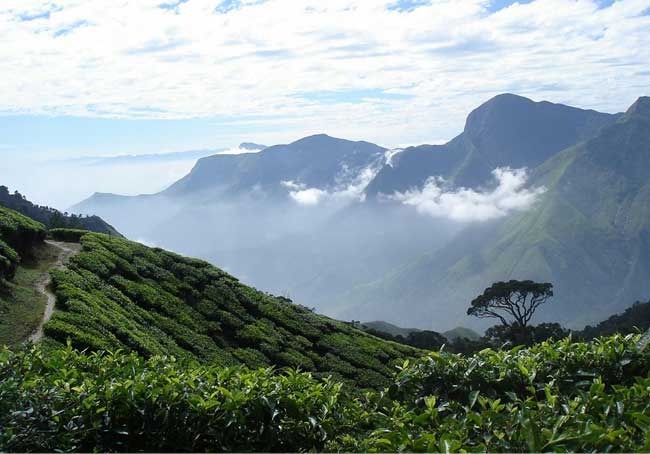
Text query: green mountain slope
44 232 420 389
341 97 650 330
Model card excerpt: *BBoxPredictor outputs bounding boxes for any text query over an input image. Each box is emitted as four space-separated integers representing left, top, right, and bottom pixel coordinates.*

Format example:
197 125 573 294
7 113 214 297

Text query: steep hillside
365 93 618 196
0 186 121 237
44 233 420 389
342 97 650 330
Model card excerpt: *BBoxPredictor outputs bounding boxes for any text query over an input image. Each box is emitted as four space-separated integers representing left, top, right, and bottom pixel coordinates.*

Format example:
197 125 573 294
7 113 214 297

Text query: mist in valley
70 144 545 331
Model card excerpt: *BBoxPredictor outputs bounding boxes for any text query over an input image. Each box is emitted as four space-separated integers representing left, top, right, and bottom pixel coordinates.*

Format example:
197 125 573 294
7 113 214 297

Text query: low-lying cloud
282 161 383 206
392 167 545 222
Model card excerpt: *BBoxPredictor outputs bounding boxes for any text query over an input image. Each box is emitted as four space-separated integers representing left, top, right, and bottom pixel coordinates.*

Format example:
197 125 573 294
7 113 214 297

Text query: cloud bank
392 167 546 222
0 0 649 147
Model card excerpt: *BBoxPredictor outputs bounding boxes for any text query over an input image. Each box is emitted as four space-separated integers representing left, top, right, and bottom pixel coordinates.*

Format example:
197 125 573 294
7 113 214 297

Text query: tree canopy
467 280 553 328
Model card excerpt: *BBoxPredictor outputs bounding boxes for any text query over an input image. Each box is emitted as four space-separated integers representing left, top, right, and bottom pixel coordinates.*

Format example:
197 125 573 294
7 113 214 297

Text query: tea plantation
43 232 418 389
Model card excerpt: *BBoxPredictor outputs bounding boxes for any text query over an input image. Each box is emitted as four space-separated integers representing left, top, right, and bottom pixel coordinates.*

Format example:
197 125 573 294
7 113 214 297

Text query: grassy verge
0 242 59 345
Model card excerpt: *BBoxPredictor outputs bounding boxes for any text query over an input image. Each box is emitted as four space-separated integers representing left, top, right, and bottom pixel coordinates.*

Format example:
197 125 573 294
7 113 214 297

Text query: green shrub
48 228 89 243
0 207 46 257
2 334 650 452
0 239 19 281
0 345 350 453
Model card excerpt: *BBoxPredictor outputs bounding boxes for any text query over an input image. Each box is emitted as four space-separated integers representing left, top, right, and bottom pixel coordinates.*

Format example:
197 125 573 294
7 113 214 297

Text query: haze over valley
70 93 650 331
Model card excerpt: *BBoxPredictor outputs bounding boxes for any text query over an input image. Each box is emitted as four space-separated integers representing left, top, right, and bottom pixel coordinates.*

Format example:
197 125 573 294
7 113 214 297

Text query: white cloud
0 1 648 146
282 180 326 205
384 148 404 166
216 145 264 155
281 180 303 190
392 167 546 222
282 158 383 206
289 187 327 205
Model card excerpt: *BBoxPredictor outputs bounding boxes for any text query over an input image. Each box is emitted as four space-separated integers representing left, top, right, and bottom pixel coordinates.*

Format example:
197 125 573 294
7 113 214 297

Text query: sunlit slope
44 233 420 388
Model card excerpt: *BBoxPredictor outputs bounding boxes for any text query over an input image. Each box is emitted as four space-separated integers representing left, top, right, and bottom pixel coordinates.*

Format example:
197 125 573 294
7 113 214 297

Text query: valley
71 95 650 331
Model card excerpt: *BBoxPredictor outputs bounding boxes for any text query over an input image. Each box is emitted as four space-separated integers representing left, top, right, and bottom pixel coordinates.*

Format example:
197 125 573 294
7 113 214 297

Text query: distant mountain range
71 94 649 331
163 134 385 199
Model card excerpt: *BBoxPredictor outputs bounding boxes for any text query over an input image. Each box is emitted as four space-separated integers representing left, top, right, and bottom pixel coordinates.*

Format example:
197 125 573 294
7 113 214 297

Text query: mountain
365 93 619 197
71 134 388 236
442 326 481 341
0 185 121 237
162 134 386 198
341 96 650 330
362 320 421 337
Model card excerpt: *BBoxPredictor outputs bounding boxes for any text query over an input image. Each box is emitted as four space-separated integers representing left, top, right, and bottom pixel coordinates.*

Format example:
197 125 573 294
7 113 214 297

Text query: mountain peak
292 133 336 143
463 93 534 133
623 96 650 120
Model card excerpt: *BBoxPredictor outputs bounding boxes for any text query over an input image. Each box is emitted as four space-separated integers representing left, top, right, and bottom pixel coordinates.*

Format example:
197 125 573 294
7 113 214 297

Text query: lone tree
468 280 553 343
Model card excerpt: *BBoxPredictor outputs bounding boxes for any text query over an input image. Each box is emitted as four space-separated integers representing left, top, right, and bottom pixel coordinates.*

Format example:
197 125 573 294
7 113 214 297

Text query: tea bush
0 345 351 452
2 334 649 452
0 206 46 255
0 206 46 282
48 228 89 243
332 333 650 453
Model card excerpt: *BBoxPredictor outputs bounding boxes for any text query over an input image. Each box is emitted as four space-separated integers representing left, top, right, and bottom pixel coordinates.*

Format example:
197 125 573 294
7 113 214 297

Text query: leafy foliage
334 333 650 453
44 233 419 389
0 206 46 282
467 280 554 328
48 228 91 243
2 334 649 452
0 345 350 452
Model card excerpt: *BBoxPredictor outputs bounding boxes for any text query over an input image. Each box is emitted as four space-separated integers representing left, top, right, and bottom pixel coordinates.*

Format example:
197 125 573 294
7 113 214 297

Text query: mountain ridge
339 95 650 330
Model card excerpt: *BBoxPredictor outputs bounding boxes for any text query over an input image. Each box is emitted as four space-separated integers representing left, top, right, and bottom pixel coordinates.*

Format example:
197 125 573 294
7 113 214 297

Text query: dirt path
28 240 81 343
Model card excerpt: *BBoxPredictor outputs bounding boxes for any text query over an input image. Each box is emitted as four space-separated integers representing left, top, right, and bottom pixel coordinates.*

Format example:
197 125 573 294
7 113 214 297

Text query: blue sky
1 0 649 161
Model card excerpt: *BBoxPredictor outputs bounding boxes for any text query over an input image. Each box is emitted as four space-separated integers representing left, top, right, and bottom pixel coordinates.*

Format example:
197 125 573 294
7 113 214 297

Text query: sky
0 0 649 207
1 0 649 153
